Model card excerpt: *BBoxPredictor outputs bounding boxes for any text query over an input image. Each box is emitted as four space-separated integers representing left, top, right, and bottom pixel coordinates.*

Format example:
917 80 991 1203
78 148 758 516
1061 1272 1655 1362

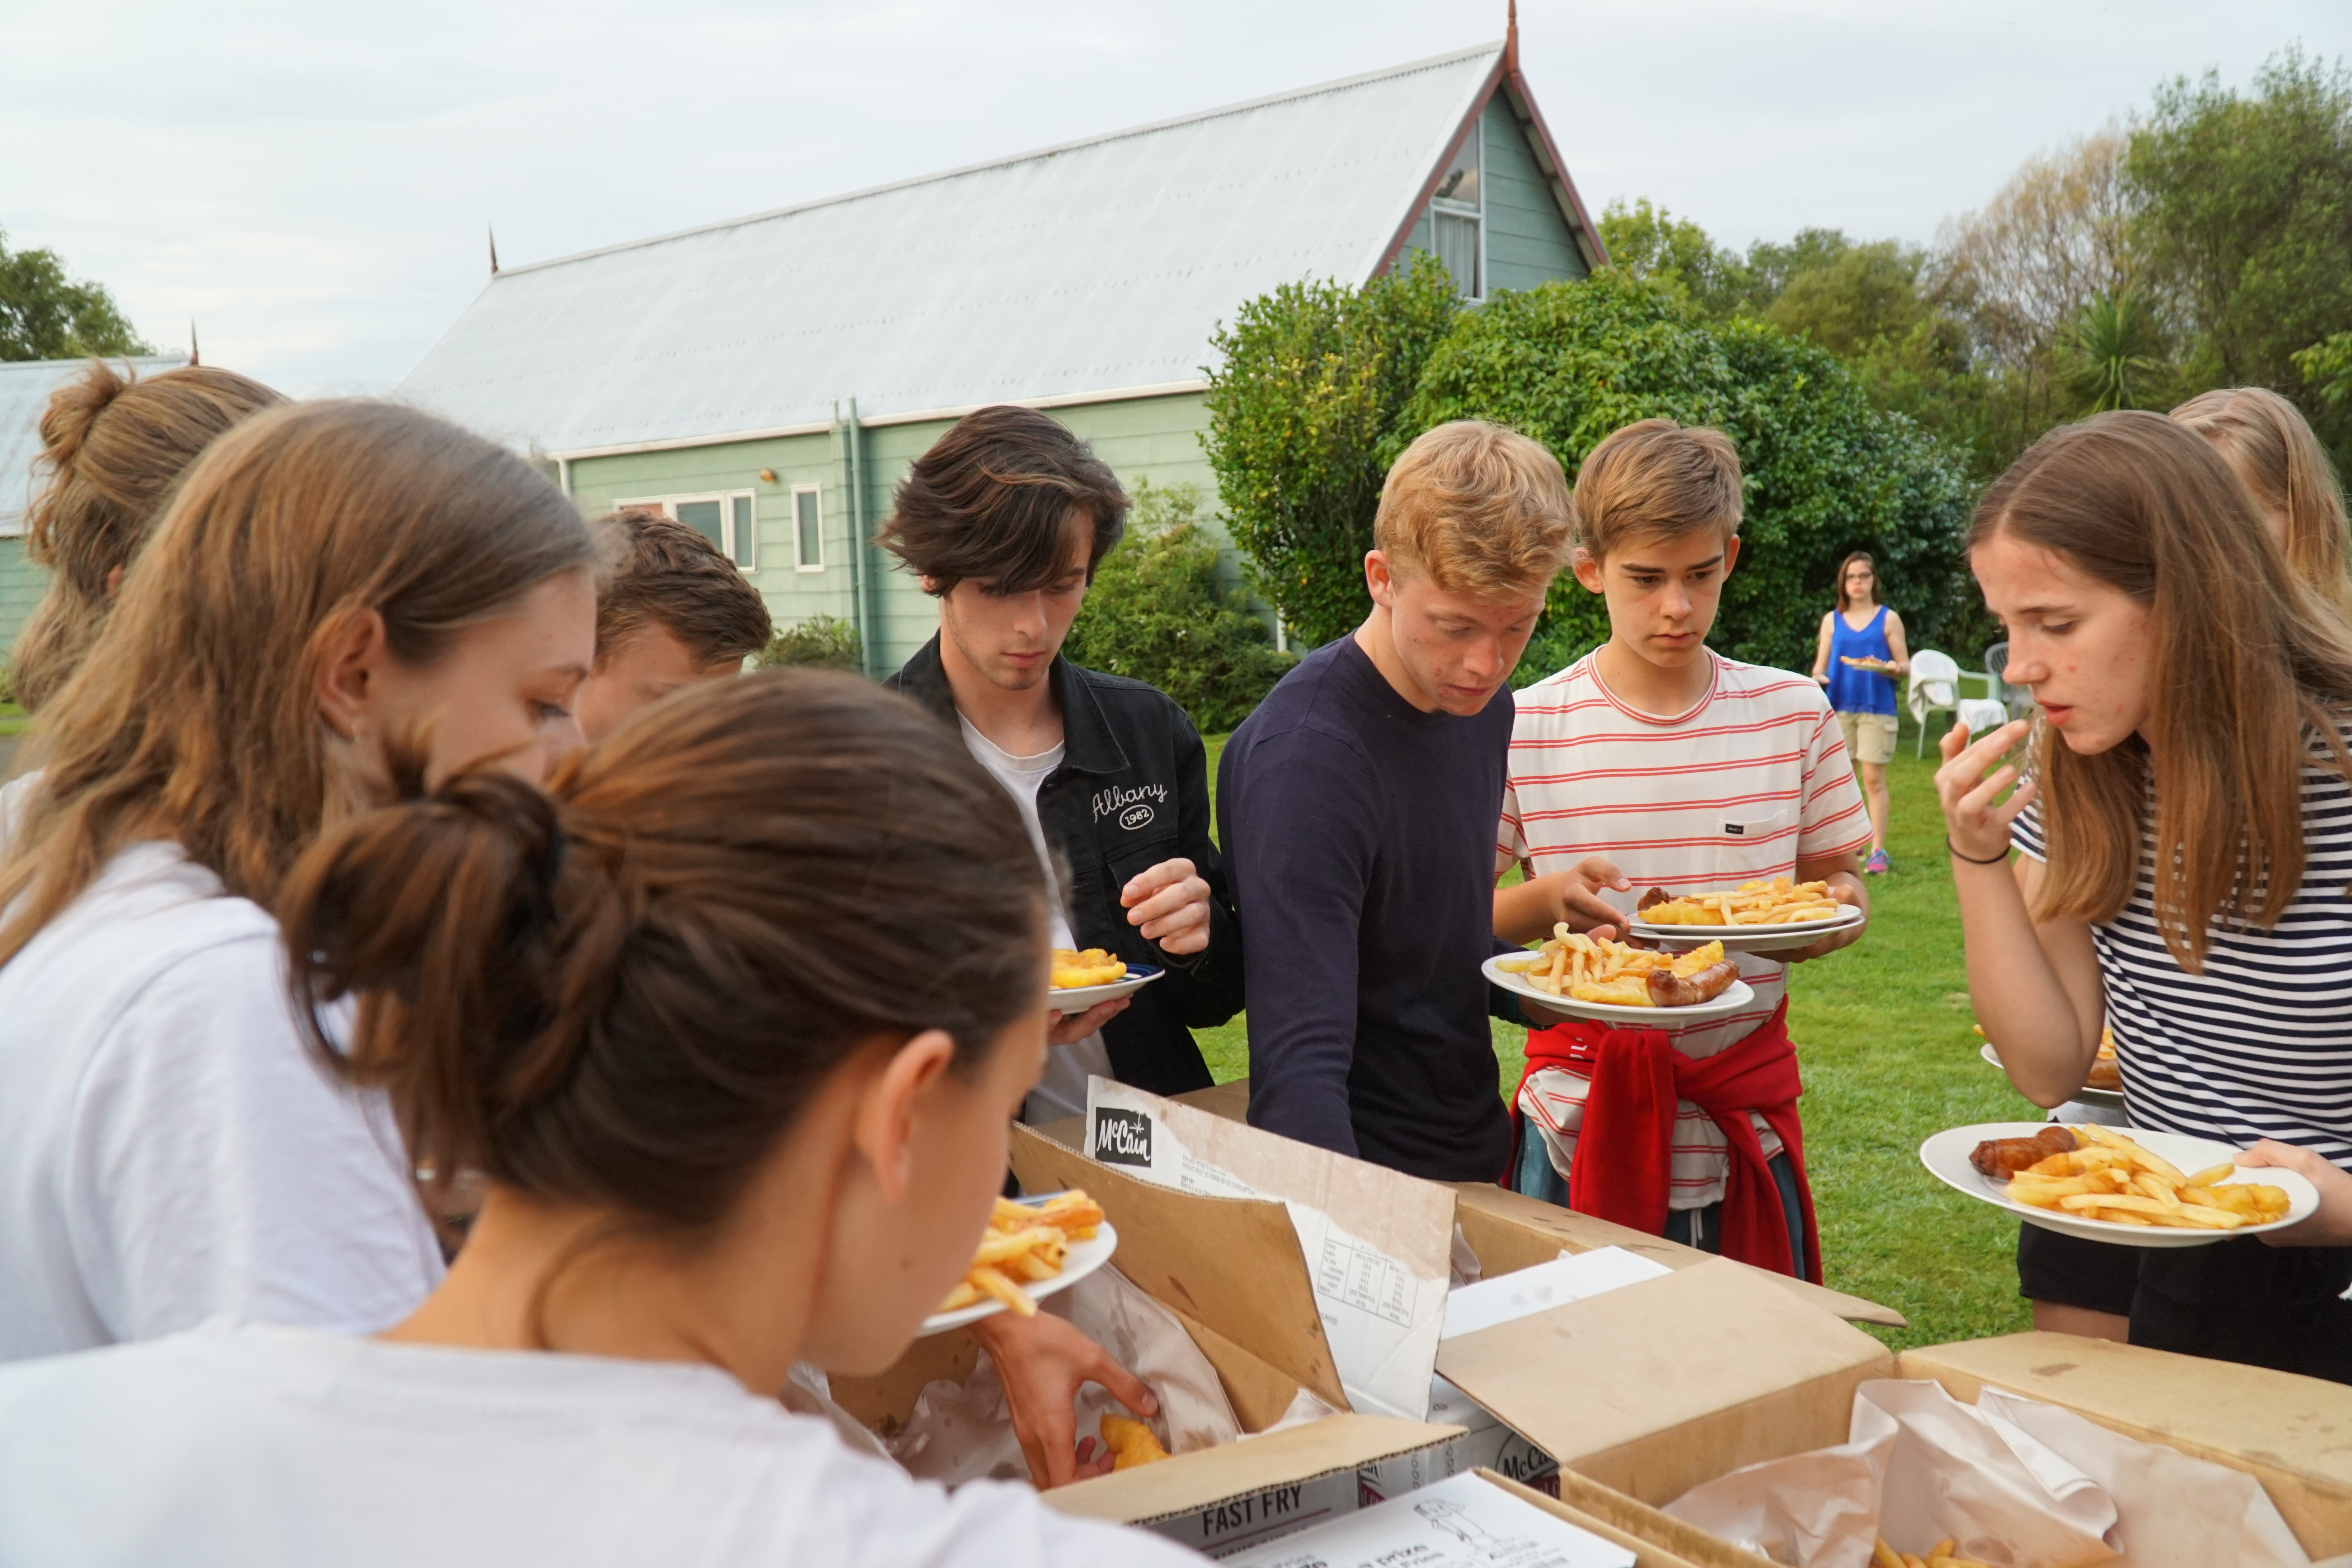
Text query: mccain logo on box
1092 1106 1154 1168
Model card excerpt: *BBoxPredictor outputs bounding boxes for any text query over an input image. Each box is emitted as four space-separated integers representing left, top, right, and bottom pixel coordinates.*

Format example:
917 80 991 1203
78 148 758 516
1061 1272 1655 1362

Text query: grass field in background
1194 725 2035 1352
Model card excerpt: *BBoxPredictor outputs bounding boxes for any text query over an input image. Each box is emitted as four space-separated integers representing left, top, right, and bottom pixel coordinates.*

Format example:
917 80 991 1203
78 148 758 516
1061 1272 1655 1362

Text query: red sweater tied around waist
1513 998 1820 1282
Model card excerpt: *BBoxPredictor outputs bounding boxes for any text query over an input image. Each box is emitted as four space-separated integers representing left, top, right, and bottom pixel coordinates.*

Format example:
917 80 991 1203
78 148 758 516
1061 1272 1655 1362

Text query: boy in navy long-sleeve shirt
1219 422 1576 1181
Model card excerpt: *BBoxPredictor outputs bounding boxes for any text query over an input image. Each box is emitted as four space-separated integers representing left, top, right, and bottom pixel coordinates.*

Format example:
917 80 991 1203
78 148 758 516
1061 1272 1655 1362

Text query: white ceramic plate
1048 965 1163 1012
1628 903 1866 955
1979 1042 2125 1112
920 1216 1119 1336
1918 1122 2317 1249
1484 953 1758 1025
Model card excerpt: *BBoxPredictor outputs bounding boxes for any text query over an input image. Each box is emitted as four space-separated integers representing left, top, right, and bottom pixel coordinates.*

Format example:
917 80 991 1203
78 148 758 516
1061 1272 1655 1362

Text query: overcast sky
3 0 2343 397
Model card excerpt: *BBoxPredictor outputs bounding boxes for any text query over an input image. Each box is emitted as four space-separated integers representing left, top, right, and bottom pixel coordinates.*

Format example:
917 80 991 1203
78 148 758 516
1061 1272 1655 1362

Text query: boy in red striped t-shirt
1493 419 1871 1280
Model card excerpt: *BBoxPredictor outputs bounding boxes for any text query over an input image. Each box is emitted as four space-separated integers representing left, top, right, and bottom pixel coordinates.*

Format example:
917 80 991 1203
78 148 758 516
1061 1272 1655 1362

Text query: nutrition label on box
1317 1235 1418 1329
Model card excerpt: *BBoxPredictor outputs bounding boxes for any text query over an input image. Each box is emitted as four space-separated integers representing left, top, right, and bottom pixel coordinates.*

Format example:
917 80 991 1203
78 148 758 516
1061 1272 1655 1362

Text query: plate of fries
1487 932 1756 1023
1630 878 1864 954
1920 1122 2316 1248
1049 947 1164 1011
924 1189 1118 1335
1977 1024 2122 1111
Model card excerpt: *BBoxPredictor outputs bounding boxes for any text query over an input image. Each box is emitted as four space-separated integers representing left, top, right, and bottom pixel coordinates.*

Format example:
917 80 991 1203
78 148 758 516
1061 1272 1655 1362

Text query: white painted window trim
790 485 825 572
1430 115 1486 303
613 490 759 573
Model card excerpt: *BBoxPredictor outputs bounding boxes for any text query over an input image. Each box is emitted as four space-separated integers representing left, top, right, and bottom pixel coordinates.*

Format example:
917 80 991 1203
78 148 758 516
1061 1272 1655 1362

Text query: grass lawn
0 702 26 739
1192 726 2035 1352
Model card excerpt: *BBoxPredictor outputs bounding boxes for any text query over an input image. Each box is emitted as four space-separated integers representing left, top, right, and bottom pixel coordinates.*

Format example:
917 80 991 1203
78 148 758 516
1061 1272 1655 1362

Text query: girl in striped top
1939 409 2352 1383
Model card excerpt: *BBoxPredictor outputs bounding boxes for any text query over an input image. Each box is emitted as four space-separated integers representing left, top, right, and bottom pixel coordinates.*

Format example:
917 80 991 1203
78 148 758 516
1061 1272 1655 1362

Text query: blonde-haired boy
1220 421 1574 1178
1495 418 1870 1279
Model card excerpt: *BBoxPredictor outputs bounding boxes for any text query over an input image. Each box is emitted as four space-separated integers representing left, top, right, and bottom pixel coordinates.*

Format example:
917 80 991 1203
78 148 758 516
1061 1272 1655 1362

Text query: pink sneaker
1864 849 1890 875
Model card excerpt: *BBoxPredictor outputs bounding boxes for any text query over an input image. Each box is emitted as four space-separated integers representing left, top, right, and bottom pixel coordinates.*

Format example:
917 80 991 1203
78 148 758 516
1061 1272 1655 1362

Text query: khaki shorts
1838 710 1899 766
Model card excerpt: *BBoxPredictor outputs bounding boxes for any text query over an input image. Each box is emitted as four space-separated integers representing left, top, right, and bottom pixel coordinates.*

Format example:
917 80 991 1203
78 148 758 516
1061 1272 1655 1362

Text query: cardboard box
1011 1118 1896 1558
1536 1330 2352 1563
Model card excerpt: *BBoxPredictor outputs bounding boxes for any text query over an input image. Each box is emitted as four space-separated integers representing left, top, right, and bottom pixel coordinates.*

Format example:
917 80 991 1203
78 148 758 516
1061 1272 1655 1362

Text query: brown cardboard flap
1173 1079 1252 1123
1902 1333 2352 1557
1009 1123 1350 1413
1043 1414 1460 1525
1439 1256 1895 1506
1029 1113 1083 1151
1507 1470 1780 1568
1167 1305 1305 1435
1450 1181 1907 1329
827 1329 977 1431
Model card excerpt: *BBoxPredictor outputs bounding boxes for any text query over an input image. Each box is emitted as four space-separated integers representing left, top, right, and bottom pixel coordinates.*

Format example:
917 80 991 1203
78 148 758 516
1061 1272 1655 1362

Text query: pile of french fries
1050 947 1127 989
1875 1535 1993 1568
1642 877 1842 927
2005 1127 2290 1231
938 1190 1105 1316
1498 930 1727 1007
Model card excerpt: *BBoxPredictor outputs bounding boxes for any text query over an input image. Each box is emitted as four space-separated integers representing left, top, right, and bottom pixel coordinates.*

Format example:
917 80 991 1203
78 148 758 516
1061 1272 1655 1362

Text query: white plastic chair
1908 650 1961 757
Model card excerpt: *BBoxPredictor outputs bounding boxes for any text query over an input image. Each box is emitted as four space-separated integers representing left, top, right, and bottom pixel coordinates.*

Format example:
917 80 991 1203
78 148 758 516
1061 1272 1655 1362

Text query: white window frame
790 485 825 572
614 490 759 572
1430 120 1486 303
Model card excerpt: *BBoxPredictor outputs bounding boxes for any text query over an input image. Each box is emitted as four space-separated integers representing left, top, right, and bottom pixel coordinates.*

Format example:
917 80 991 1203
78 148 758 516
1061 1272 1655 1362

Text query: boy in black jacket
880 406 1243 1116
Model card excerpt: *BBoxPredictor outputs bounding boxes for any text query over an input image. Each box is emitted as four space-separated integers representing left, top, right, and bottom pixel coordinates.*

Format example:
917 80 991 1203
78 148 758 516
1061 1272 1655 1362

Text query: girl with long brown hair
0 673 1197 1567
1938 409 2352 1380
0 399 597 1361
2 360 283 839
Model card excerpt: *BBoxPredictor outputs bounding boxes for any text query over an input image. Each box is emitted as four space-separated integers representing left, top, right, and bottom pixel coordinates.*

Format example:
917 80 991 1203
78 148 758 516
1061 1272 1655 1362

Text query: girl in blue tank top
1810 552 1910 873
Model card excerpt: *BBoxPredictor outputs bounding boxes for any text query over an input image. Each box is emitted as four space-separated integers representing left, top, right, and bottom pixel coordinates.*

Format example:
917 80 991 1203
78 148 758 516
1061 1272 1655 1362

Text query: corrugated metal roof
397 44 1506 458
0 356 191 535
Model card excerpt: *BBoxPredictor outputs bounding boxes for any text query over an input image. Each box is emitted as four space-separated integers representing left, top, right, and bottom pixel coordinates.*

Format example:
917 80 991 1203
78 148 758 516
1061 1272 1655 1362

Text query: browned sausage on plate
1969 1124 2077 1179
1646 958 1739 1008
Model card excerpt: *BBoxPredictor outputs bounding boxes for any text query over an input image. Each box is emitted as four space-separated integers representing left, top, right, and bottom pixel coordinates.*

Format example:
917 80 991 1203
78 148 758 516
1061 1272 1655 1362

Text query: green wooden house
398 31 1602 673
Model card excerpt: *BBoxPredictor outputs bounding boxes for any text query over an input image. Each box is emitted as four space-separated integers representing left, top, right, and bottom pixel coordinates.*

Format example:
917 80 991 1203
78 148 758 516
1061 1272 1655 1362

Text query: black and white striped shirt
2011 730 2352 1171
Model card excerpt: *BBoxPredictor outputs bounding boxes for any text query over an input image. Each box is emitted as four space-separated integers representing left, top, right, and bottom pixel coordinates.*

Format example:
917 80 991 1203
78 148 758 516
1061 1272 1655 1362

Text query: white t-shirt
958 716 1111 1124
0 767 38 854
1497 650 1871 1207
0 841 445 1362
0 1322 1196 1568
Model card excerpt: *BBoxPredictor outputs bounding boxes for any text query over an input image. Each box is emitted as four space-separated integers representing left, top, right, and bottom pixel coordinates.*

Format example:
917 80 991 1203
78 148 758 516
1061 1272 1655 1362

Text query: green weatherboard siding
0 537 44 671
566 391 1225 675
1478 94 1589 291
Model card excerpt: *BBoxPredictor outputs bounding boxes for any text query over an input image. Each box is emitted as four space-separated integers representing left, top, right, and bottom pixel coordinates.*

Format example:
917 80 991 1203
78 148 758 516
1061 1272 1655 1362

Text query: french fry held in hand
1639 877 1843 927
936 1190 1105 1316
2002 1126 2291 1231
1497 928 1736 1008
1099 1412 1171 1470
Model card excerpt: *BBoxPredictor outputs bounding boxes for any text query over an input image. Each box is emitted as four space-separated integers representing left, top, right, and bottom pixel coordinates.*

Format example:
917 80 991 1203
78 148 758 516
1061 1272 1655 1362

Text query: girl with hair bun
0 399 598 1361
8 359 283 715
1940 409 2352 1382
2 359 283 842
0 672 1197 1568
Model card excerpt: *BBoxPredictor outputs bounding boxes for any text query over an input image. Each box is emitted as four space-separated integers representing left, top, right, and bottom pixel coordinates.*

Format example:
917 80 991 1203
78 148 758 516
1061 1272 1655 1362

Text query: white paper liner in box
885 1262 1241 1485
1665 1378 2321 1568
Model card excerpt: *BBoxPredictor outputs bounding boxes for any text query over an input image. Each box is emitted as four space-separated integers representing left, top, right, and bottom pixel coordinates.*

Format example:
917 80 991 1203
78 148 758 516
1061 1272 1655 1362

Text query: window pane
1434 211 1481 299
675 499 724 550
1432 125 1480 208
795 490 822 568
731 494 756 570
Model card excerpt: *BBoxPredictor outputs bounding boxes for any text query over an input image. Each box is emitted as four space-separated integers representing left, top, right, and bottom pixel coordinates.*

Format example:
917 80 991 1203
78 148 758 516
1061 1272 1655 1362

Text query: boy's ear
1720 535 1742 577
1571 546 1606 596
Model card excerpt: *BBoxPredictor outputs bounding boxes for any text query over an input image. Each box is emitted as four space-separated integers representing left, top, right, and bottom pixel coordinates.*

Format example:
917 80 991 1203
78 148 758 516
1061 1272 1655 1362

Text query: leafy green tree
1201 252 1460 649
1596 199 1754 317
1062 480 1294 733
0 230 149 361
2293 331 2352 407
1763 241 1928 359
2127 49 2352 456
1396 271 1978 678
2061 292 2174 412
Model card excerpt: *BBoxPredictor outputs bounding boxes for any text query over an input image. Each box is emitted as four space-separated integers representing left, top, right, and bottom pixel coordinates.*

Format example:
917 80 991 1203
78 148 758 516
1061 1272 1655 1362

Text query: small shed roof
0 356 190 536
398 43 1587 459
